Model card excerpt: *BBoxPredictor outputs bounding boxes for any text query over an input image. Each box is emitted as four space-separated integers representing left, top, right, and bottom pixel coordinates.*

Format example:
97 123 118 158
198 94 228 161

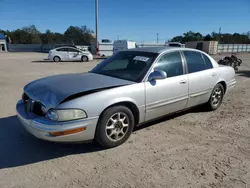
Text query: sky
1 0 250 42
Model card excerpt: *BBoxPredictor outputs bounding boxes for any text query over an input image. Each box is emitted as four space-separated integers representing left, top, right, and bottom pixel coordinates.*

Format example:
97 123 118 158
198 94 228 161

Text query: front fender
57 83 145 121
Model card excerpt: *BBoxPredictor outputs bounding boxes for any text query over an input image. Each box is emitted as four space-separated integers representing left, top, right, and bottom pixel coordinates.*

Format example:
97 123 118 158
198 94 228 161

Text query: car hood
24 72 135 109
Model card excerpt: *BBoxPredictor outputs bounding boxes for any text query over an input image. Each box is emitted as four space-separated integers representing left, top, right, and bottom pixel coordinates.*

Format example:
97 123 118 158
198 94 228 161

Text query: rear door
182 50 218 108
56 48 69 60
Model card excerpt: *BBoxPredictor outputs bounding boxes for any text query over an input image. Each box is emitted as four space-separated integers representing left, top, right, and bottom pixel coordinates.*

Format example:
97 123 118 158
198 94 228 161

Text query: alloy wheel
211 87 223 107
105 112 129 141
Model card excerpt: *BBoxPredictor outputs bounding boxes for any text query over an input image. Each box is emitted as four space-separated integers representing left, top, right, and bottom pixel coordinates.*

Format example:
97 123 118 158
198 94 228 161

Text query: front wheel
81 56 88 62
95 106 135 148
207 83 225 111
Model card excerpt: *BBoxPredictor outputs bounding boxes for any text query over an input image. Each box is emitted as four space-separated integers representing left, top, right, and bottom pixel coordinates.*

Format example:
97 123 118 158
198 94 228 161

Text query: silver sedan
16 47 236 148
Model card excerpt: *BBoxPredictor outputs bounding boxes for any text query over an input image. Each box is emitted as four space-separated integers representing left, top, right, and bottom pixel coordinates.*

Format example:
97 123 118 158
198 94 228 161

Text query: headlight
46 109 87 121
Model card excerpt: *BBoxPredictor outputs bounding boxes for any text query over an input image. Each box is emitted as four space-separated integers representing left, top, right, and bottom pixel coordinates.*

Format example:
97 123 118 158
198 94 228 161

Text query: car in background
17 47 236 148
166 42 185 48
48 46 93 62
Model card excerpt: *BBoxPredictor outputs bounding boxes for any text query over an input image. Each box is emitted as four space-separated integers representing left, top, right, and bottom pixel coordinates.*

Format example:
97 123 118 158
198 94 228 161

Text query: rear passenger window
154 52 183 78
68 48 80 52
56 48 68 52
183 51 206 73
202 54 213 69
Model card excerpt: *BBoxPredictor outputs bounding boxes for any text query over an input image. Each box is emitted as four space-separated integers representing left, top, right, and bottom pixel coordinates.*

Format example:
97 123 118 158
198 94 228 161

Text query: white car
48 46 93 62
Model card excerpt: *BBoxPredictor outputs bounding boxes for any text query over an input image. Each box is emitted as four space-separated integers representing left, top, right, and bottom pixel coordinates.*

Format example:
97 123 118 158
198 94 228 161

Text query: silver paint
16 47 236 143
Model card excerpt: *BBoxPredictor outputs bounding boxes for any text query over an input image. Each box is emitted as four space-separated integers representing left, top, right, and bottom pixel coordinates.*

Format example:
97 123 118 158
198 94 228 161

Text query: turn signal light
49 127 86 137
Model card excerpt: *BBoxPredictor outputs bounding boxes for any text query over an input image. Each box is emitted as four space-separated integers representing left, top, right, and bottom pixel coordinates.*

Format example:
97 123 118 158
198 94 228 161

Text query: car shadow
237 70 250 78
31 60 54 63
31 60 89 63
0 115 102 169
0 105 209 169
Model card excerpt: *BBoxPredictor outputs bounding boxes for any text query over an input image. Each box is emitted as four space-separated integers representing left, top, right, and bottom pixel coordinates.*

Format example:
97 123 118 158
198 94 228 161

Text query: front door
145 51 189 121
67 48 81 61
57 48 69 61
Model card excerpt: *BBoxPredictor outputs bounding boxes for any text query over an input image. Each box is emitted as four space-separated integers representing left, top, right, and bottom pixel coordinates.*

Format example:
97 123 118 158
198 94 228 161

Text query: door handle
180 79 187 84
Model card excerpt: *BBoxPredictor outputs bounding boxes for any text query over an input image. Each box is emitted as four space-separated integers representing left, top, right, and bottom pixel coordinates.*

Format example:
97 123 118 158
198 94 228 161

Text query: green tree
64 25 94 45
203 34 212 41
171 35 183 42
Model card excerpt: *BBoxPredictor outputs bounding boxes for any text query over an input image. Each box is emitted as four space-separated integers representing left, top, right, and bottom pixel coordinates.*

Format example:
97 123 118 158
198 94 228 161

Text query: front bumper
16 100 99 143
88 54 93 61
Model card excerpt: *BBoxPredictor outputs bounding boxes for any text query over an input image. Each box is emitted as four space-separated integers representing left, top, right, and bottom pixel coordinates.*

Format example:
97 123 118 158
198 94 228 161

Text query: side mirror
148 70 167 81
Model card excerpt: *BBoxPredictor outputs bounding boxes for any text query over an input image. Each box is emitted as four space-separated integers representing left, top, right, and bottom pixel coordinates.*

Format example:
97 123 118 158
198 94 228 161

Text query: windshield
90 51 158 82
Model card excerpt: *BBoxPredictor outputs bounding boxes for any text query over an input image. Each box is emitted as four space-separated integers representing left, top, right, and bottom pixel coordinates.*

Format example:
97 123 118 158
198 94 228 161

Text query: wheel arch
217 80 227 94
53 55 61 61
81 55 89 61
99 101 140 126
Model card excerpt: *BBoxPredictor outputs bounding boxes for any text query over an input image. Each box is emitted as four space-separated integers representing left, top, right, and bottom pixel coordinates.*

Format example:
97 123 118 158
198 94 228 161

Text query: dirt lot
0 52 250 188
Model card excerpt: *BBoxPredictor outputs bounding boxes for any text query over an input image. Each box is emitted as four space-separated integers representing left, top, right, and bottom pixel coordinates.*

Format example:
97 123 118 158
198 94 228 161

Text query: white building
0 33 7 52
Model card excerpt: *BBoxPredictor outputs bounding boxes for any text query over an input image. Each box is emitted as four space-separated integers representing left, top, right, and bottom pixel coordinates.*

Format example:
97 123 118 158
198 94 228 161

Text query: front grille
22 93 29 103
22 93 44 116
32 102 44 116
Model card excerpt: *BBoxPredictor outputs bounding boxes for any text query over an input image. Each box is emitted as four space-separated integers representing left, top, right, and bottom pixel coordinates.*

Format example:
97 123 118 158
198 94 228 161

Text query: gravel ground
0 52 250 188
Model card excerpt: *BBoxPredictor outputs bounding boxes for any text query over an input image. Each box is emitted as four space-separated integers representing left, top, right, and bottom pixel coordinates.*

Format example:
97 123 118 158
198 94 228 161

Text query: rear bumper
16 100 99 143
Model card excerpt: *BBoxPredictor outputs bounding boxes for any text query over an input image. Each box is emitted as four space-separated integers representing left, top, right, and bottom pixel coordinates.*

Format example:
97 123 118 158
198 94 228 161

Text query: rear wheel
95 106 135 148
81 56 88 62
53 56 61 62
207 83 224 110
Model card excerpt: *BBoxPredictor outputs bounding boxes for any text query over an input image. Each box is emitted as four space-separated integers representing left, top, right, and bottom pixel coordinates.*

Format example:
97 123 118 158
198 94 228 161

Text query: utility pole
95 0 99 53
156 33 159 43
219 27 222 43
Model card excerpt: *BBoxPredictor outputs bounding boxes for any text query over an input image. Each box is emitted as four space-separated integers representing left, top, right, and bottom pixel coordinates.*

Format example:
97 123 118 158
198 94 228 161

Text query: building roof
0 33 6 40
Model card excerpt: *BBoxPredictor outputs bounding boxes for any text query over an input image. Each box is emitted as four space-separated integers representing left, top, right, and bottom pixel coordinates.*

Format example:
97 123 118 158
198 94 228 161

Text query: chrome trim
146 95 188 110
189 89 212 98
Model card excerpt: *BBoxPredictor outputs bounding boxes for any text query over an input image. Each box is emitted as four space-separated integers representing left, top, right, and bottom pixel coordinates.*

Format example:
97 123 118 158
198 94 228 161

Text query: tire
95 106 135 148
53 56 61 62
81 56 88 62
207 83 225 111
237 59 242 66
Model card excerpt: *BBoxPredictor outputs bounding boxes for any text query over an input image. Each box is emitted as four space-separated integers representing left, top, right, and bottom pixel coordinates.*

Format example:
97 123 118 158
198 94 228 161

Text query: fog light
49 127 86 137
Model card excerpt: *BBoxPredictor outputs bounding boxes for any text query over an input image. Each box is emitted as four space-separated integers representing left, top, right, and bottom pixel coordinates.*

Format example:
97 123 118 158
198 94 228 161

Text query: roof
126 47 172 53
126 46 206 54
0 33 6 40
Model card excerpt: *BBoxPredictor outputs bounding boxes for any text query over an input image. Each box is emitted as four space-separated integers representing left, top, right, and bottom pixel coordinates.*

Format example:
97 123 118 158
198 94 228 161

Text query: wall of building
6 42 250 55
8 44 83 53
217 44 250 53
185 41 218 55
0 40 7 52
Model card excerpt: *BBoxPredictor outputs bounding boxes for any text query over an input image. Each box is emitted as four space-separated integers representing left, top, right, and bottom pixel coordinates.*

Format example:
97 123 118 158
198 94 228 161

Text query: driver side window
154 52 183 78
